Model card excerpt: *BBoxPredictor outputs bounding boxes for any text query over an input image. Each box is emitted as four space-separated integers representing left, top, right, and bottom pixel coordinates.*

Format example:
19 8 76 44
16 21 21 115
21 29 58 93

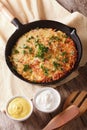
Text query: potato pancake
10 28 77 83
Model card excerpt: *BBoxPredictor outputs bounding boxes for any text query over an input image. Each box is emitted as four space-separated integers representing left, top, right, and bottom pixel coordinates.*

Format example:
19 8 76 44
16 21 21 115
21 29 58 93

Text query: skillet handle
42 105 79 130
0 2 22 28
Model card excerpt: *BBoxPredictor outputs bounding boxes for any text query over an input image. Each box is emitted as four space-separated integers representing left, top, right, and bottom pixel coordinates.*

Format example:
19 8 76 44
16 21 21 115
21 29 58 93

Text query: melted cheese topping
10 28 77 83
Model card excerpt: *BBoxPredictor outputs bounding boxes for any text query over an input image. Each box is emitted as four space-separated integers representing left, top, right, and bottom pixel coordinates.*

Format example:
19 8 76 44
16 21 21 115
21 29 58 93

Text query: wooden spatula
42 91 87 130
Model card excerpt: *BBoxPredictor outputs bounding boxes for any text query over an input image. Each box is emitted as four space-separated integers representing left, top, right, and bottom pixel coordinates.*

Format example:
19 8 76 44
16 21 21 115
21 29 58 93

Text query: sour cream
33 88 61 113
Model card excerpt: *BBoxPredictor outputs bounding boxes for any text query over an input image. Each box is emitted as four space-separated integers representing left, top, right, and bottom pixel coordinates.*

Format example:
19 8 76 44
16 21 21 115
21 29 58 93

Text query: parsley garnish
27 36 34 42
12 49 19 54
53 61 61 69
61 51 67 56
36 44 49 58
23 44 29 49
62 58 69 63
49 36 60 42
28 47 33 54
41 65 49 75
23 64 32 72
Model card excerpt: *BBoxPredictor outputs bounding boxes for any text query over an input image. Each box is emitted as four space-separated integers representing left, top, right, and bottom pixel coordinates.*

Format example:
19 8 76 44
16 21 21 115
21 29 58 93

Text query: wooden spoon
42 91 87 130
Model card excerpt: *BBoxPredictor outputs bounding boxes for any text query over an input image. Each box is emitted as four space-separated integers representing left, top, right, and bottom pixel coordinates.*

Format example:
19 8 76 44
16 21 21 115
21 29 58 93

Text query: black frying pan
1 2 82 85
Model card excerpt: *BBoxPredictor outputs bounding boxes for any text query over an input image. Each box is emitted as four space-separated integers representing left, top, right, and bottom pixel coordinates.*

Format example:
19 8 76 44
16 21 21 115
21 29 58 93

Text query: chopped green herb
28 47 33 54
36 50 44 58
36 44 49 58
23 44 29 49
23 64 29 71
34 39 40 46
49 36 60 42
41 65 49 75
22 50 27 54
44 68 49 75
22 45 33 54
61 51 67 56
27 36 34 42
23 64 31 72
48 41 51 45
38 44 48 52
13 49 19 54
62 58 68 63
53 61 61 69
29 69 32 73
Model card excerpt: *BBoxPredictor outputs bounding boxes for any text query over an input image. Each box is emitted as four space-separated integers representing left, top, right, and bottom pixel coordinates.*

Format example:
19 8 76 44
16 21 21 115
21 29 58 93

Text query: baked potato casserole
10 28 77 83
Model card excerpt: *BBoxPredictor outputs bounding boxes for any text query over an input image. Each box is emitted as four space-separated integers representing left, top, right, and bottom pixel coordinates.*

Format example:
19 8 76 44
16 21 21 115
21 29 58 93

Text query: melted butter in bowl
33 87 61 113
6 96 33 121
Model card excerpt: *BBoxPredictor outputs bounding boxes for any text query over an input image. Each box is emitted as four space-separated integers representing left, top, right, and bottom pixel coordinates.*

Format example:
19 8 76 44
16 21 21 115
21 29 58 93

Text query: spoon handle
42 105 79 130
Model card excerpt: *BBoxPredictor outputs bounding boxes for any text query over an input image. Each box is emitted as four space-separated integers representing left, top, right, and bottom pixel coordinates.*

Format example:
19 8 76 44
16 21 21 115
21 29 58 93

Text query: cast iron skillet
1 2 82 85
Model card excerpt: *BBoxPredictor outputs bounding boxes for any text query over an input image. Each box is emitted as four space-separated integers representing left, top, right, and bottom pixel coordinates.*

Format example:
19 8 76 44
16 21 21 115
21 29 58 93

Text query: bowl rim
33 87 61 113
6 95 33 121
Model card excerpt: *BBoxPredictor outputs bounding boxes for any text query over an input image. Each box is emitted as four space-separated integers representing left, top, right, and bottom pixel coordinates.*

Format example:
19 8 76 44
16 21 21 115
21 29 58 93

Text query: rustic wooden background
57 0 87 16
0 0 87 130
56 1 87 129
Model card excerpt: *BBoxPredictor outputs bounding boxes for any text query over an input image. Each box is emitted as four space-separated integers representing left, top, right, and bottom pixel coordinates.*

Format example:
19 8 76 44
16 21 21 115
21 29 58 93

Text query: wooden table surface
0 0 87 130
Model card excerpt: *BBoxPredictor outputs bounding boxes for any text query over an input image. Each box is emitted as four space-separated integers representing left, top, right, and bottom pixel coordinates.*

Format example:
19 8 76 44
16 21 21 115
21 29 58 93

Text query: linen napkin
0 0 87 111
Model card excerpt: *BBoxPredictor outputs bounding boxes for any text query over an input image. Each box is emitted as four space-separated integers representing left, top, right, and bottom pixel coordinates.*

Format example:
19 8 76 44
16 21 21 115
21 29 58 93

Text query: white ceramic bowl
33 87 61 113
6 96 33 121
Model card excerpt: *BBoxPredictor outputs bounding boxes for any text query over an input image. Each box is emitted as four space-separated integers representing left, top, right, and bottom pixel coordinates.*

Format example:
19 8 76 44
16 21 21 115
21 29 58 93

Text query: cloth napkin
0 0 87 111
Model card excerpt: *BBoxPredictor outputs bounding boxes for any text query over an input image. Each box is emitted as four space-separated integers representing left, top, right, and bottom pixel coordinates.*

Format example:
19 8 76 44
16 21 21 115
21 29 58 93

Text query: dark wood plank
56 0 87 16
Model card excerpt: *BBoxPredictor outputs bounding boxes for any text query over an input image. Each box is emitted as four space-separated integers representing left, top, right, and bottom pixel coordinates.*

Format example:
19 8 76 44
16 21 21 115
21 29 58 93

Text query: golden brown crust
10 28 77 83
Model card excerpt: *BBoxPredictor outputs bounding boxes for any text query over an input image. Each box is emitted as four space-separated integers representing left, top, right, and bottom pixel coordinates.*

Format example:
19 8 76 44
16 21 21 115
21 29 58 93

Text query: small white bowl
33 87 61 113
6 96 33 121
